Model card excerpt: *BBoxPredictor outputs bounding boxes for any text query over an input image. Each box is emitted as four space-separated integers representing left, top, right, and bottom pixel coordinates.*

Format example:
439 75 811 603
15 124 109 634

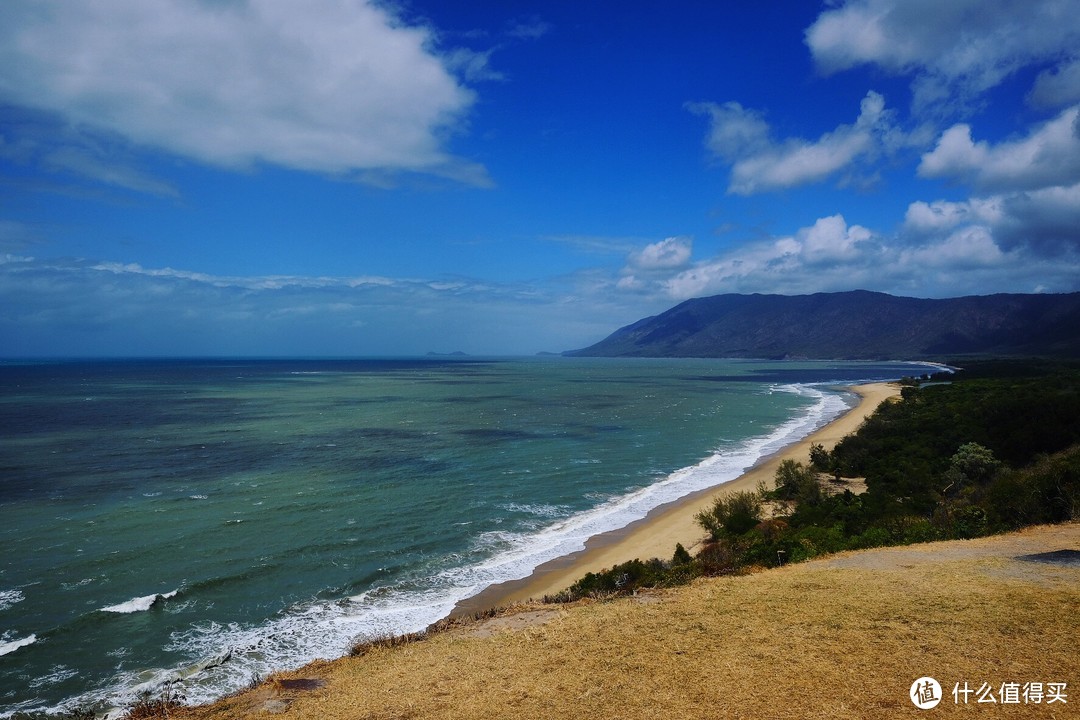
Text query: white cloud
0 0 486 182
663 215 880 299
904 183 1080 257
797 215 874 265
899 225 1004 269
689 101 771 160
918 106 1080 192
629 237 692 270
806 0 1080 113
903 198 1003 234
690 91 898 194
659 211 1079 301
444 47 505 83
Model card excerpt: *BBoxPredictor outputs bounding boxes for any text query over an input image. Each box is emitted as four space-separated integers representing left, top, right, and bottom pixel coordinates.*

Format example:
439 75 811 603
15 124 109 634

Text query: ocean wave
42 383 850 713
100 590 179 614
28 665 78 689
0 634 37 657
0 589 25 612
501 502 573 519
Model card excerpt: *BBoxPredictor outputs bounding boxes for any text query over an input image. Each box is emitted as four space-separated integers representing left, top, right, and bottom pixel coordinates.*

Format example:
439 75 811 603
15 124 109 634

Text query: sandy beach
456 381 900 613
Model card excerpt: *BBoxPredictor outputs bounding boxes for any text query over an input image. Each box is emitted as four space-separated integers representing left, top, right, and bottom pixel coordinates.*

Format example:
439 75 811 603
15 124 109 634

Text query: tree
809 442 832 472
774 459 823 506
696 491 763 539
948 442 1001 487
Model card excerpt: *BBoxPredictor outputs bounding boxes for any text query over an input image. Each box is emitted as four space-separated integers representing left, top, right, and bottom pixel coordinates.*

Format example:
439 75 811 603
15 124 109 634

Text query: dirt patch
464 608 563 639
821 474 867 495
274 679 326 692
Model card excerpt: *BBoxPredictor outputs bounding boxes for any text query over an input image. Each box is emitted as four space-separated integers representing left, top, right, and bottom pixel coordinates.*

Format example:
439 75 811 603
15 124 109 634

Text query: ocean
0 357 931 716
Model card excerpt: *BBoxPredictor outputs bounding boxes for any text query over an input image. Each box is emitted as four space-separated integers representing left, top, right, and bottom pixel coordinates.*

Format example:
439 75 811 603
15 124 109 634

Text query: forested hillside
550 360 1080 601
567 291 1080 360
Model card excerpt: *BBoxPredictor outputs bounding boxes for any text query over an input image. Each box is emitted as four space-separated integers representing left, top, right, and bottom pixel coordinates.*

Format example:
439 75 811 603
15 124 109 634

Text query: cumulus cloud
903 198 1003 234
907 184 1080 257
797 215 874 265
0 0 486 183
616 237 693 295
806 0 1080 113
629 237 693 270
659 215 880 299
689 91 898 194
656 212 1078 301
918 106 1080 192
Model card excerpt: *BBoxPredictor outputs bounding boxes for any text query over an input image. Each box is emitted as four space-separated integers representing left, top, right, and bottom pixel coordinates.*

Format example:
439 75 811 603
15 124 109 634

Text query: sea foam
0 589 25 612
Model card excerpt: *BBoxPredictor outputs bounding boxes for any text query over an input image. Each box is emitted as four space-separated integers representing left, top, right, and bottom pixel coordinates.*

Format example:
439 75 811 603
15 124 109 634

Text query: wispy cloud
506 16 552 40
688 91 901 195
0 256 662 356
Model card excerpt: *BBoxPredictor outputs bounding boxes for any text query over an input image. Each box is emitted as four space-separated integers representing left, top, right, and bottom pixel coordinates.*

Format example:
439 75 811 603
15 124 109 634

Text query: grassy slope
185 523 1078 720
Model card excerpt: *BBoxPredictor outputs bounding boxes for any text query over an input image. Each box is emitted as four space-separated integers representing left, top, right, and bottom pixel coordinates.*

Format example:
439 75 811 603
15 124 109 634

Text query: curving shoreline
454 381 900 615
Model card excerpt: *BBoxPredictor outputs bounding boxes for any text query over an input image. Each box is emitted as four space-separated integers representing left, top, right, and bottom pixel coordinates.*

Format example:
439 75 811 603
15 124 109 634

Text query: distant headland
566 290 1080 360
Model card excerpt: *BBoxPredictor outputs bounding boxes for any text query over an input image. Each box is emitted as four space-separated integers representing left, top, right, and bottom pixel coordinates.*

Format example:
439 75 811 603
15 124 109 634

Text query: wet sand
454 382 900 614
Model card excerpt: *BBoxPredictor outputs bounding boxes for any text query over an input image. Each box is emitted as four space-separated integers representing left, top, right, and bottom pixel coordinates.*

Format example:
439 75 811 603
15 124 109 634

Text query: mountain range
566 291 1080 360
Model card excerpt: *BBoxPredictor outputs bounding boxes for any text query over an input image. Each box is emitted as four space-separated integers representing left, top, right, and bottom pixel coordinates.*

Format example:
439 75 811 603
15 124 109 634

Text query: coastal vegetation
547 359 1080 602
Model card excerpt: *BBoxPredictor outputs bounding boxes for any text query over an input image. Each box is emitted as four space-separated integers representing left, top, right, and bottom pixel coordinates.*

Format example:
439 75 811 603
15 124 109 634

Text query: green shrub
773 459 823 507
695 540 741 575
809 442 833 472
696 490 762 540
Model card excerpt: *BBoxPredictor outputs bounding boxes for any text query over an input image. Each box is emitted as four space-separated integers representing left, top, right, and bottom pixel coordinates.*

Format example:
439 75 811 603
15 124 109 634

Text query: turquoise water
0 357 927 716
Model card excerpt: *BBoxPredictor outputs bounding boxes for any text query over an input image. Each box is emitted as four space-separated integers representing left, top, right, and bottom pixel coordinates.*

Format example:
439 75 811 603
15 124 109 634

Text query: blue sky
2 0 1079 356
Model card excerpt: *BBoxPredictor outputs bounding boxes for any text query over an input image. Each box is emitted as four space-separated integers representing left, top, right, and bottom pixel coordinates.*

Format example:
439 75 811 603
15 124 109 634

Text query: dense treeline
547 360 1080 602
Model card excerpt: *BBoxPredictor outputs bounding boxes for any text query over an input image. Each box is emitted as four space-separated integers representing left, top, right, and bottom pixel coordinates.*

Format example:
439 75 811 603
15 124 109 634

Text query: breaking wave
100 590 180 614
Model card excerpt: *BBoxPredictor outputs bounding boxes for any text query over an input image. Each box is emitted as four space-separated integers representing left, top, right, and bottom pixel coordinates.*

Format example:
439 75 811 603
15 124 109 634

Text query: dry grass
177 523 1079 720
